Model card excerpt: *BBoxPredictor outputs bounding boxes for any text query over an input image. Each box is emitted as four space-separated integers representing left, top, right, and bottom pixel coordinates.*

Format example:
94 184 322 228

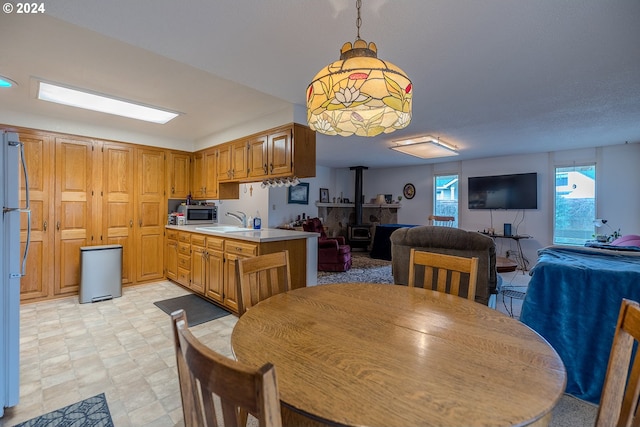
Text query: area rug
154 294 231 326
14 393 113 427
317 252 394 285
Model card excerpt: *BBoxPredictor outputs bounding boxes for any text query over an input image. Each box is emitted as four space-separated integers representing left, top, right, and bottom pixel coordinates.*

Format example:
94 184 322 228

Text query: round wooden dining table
231 283 567 427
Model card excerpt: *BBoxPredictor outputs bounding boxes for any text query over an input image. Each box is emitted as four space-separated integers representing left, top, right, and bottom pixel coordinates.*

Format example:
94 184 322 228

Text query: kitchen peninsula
165 224 318 314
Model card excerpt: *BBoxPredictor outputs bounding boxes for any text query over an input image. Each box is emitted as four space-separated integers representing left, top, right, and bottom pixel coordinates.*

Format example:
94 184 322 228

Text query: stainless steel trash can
79 244 123 303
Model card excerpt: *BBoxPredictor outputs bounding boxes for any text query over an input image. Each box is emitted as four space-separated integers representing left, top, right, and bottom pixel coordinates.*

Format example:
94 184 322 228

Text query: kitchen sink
195 225 250 233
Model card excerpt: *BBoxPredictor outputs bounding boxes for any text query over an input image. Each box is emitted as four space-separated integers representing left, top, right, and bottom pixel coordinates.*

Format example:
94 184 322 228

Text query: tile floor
2 274 529 427
2 281 238 427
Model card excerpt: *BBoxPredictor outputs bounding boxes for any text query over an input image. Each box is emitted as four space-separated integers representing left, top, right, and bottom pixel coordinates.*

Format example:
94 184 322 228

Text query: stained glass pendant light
306 0 412 137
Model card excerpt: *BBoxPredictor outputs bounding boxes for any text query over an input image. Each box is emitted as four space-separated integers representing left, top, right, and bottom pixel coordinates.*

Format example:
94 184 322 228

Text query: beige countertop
165 224 319 243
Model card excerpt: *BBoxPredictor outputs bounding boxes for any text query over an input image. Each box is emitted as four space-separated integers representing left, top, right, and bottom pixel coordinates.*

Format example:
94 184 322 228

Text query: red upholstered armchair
303 217 352 272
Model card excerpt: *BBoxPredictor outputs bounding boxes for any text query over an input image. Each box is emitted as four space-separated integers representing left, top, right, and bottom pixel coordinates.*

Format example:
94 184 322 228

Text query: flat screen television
468 172 538 210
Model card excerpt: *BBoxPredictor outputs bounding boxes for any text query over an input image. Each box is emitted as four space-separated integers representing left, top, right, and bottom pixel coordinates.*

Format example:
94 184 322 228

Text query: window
434 174 458 227
554 164 596 245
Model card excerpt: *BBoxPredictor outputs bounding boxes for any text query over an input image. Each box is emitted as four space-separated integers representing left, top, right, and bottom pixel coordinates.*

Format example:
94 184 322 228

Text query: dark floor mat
154 294 231 326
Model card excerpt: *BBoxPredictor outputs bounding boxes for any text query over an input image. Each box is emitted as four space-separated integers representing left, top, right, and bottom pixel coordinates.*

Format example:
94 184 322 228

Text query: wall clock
403 183 415 199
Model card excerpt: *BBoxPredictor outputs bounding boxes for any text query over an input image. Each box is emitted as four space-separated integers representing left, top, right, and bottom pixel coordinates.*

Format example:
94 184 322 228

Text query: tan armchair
390 226 498 306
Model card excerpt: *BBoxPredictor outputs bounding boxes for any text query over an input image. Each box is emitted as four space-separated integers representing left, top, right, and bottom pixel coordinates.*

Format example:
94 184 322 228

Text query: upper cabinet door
168 151 191 199
204 149 219 199
216 145 232 182
268 129 293 176
247 134 268 179
231 140 249 180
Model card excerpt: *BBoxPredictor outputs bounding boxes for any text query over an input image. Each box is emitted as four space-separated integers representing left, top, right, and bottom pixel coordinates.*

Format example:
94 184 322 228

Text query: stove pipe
350 166 368 225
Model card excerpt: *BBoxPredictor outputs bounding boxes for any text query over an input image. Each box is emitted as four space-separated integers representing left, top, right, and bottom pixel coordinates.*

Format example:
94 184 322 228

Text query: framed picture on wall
320 188 329 203
288 182 309 204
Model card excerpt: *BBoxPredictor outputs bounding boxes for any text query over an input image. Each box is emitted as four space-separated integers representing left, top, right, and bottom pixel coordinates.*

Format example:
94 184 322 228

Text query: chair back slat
597 299 640 427
171 309 283 427
238 250 291 315
408 249 479 301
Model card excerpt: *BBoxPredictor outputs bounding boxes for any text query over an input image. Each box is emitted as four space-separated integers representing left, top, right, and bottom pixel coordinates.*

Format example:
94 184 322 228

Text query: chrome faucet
226 211 247 227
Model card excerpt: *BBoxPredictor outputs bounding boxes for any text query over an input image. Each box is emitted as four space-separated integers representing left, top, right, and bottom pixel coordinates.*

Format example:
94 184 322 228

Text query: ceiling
1 0 639 169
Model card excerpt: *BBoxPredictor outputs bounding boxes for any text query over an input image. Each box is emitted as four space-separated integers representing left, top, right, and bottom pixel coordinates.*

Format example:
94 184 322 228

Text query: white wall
307 142 640 267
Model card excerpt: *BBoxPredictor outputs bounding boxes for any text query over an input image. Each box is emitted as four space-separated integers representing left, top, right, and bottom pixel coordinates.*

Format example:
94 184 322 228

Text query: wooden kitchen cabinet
204 236 224 303
190 234 206 294
54 136 94 296
217 140 249 182
165 229 178 282
223 240 258 313
216 144 232 182
135 147 165 282
101 141 136 286
177 232 191 288
230 140 249 181
168 150 191 199
191 151 205 199
164 228 308 313
248 124 316 180
18 130 54 301
247 133 269 179
203 149 219 199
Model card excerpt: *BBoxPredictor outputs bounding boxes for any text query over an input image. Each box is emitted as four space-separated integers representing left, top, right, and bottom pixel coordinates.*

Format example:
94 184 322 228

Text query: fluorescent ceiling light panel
390 135 458 159
37 81 179 124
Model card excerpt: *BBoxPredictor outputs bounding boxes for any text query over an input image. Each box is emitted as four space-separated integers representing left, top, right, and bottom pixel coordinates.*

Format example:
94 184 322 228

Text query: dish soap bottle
253 211 261 230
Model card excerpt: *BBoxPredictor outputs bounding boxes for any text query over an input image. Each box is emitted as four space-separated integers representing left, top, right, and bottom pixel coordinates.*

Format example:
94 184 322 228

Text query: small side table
502 288 527 318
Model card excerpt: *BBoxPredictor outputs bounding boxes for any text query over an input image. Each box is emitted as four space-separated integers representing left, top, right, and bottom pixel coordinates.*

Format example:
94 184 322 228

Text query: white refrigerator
1 131 30 417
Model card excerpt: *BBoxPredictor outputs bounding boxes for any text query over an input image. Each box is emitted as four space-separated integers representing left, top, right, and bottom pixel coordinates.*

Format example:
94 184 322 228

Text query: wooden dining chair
595 299 640 427
171 309 283 427
408 249 479 301
428 215 455 227
237 250 291 315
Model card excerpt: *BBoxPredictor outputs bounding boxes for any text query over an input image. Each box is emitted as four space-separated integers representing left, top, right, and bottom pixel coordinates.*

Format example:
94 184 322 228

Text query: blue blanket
520 245 640 404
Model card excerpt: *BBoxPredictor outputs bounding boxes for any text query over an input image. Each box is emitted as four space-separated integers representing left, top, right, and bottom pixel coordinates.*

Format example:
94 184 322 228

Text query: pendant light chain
356 0 362 40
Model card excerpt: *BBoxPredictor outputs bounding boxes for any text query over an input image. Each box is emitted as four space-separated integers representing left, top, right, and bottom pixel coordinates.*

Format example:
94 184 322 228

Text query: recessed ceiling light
389 135 459 159
0 76 18 88
37 81 179 124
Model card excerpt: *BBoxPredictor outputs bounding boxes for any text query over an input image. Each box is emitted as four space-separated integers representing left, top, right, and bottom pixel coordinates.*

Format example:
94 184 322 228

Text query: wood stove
348 224 373 249
348 166 373 249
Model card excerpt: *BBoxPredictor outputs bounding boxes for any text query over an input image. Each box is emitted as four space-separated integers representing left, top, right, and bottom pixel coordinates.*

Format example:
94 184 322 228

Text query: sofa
390 226 498 305
303 217 352 272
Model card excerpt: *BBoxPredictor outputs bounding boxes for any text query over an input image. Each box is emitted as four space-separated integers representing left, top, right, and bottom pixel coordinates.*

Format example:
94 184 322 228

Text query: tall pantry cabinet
18 131 94 300
16 127 170 302
18 130 54 301
134 147 166 283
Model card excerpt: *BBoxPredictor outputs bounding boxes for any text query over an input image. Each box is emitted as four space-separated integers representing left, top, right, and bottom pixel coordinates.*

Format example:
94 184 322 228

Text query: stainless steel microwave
177 205 217 224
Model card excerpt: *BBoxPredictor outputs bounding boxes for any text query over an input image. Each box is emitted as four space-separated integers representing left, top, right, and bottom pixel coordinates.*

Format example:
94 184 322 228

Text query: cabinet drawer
178 242 191 256
177 268 190 286
167 229 178 240
178 232 191 243
178 254 190 270
207 237 225 251
191 234 206 247
226 240 258 256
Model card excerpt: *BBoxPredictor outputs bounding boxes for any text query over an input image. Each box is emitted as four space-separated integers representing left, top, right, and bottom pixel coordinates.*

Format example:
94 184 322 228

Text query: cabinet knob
270 163 274 173
171 186 175 194
130 220 133 228
43 220 48 231
56 221 60 231
139 219 142 227
263 164 268 174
